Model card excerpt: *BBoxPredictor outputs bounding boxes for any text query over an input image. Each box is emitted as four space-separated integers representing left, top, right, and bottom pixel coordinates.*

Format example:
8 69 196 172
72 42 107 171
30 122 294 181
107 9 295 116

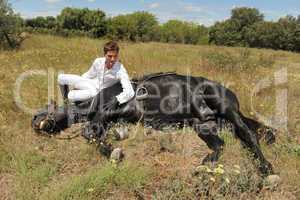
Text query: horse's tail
240 113 276 145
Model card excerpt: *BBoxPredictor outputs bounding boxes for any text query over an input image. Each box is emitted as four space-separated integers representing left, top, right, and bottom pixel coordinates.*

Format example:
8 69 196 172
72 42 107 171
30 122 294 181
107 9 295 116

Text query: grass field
0 34 300 199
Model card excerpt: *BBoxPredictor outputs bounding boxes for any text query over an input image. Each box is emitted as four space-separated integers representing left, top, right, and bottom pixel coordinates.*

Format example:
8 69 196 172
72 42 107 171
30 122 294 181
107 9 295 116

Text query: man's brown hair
103 41 119 54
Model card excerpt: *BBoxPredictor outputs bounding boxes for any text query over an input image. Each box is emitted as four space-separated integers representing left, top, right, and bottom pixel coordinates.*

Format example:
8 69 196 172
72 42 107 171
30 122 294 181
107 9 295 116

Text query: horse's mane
132 72 177 83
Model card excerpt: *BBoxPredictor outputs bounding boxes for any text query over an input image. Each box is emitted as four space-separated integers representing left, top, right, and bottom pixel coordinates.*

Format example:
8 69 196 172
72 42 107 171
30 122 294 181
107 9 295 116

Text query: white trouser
57 74 98 102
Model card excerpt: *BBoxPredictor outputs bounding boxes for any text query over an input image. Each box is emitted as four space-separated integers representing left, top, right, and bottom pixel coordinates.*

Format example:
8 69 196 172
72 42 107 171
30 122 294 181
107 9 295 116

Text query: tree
0 0 24 49
81 8 107 37
209 7 264 46
130 11 159 42
107 11 159 42
160 20 185 43
243 21 284 49
231 7 264 30
107 14 136 41
160 20 208 44
57 7 83 30
277 15 299 51
294 23 300 51
57 7 107 37
25 16 57 29
209 20 243 46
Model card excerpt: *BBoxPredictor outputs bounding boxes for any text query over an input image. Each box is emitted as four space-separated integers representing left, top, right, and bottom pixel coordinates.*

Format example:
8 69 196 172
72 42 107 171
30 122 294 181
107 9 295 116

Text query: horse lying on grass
32 72 276 176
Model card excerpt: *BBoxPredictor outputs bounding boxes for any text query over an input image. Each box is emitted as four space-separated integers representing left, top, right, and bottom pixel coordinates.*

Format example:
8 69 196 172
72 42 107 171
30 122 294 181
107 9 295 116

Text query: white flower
214 167 225 175
87 188 94 192
217 164 224 168
225 178 230 184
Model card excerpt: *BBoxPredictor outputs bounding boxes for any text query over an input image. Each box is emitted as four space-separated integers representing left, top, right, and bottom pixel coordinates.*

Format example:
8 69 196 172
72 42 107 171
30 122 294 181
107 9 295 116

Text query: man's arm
116 65 135 104
81 59 98 79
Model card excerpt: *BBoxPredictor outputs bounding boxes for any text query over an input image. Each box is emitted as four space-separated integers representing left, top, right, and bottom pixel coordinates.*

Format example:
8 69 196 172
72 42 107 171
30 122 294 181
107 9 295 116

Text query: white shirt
81 57 135 104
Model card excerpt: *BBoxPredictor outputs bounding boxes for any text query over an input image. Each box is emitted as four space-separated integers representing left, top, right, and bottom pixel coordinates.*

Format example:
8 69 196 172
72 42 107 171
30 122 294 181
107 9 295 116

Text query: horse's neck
134 72 177 83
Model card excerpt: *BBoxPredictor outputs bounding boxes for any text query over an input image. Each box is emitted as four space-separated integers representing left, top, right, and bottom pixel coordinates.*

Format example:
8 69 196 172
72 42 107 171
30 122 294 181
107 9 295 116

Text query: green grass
0 34 300 199
41 162 151 200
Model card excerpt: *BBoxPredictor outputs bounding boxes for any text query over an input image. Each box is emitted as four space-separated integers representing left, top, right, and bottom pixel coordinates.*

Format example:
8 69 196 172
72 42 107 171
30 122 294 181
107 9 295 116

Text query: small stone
114 128 129 140
145 129 152 136
233 169 240 175
110 148 124 162
264 175 281 189
233 165 240 170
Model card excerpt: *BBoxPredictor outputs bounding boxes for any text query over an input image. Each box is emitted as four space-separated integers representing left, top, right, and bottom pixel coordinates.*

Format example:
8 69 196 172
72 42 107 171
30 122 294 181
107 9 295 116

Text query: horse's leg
225 109 274 176
192 118 224 164
241 114 276 145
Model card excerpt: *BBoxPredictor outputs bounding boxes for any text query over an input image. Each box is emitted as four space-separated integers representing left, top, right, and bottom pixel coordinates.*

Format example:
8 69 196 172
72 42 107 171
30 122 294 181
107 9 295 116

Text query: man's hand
103 97 119 112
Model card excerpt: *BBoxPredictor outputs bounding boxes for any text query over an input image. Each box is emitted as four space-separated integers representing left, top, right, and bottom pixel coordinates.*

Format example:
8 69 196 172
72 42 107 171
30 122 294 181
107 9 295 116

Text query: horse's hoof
201 150 222 164
259 162 274 177
264 129 276 145
98 142 113 158
201 154 216 164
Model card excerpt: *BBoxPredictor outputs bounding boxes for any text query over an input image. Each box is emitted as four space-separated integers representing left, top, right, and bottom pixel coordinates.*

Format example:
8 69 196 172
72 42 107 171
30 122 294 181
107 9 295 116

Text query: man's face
105 50 119 69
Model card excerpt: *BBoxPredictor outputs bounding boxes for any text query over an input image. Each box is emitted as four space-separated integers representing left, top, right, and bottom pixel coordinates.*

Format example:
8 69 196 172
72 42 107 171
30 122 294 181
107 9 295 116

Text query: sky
9 0 300 26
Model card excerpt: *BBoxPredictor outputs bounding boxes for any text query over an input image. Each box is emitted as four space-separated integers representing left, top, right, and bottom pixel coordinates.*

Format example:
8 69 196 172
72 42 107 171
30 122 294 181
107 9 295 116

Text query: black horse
32 72 275 176
84 72 275 176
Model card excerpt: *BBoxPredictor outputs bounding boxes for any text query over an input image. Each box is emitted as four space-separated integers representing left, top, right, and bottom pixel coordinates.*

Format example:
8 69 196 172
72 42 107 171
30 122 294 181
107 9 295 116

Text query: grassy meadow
0 34 300 199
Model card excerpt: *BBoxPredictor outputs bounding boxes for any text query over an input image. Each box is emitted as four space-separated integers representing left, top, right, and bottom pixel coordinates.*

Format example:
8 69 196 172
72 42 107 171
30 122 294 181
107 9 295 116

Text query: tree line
1 0 299 52
24 8 209 45
209 7 300 51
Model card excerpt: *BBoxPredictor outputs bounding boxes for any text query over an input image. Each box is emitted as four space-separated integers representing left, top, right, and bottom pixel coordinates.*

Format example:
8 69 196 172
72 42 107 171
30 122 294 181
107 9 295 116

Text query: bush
57 7 107 38
244 21 284 50
160 20 208 45
24 27 89 38
0 0 25 50
205 48 275 70
25 16 57 29
107 11 159 42
209 7 264 47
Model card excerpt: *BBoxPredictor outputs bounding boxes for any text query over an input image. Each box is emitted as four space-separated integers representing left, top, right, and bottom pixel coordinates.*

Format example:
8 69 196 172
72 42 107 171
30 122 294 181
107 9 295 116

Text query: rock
145 129 153 136
110 148 124 162
264 175 281 189
159 134 175 153
114 128 129 140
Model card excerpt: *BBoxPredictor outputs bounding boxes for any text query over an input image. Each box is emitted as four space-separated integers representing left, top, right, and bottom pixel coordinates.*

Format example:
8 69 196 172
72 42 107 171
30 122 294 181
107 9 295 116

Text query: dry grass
0 34 300 199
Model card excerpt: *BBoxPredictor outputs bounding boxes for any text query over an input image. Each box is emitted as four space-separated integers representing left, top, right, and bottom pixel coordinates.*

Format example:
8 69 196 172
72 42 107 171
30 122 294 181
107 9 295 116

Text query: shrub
0 0 25 50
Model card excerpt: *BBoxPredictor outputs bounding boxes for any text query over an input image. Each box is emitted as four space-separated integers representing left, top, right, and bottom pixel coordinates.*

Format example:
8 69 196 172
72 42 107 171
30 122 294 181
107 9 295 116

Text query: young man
58 41 135 110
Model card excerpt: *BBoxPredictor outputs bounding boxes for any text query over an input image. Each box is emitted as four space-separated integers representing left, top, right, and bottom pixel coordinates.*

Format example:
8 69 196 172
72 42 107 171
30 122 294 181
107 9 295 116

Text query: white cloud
183 5 204 12
87 0 95 2
143 1 223 26
148 3 160 9
44 0 61 4
20 10 60 18
151 9 217 26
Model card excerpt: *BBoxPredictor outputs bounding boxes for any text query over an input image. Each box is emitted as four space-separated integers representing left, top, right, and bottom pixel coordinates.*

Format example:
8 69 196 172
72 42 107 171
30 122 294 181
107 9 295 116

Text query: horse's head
32 112 57 134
